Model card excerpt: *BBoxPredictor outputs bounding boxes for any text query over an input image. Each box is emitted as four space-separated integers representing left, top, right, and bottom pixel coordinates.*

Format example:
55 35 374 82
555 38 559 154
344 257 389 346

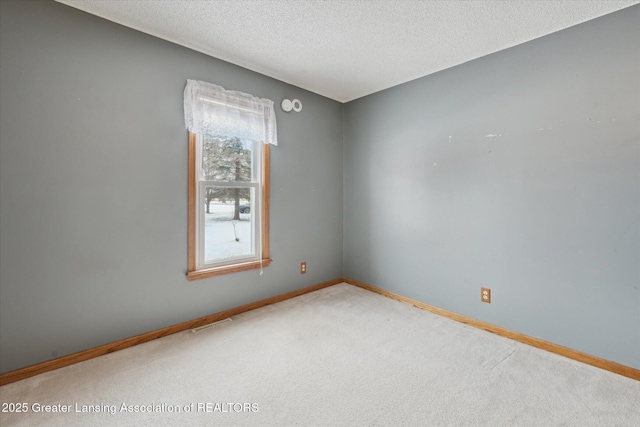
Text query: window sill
186 259 272 281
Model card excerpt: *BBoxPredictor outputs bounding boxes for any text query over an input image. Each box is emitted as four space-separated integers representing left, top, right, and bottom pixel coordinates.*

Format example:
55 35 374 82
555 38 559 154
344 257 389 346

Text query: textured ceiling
55 0 639 102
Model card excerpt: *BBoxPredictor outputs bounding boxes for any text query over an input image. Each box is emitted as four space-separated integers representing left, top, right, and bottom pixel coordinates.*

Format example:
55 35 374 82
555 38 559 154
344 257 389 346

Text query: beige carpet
1 283 639 426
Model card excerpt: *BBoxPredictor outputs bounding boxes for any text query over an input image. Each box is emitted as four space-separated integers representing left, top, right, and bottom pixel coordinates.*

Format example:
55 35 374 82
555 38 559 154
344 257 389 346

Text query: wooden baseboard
343 277 640 382
0 278 343 386
3 277 637 386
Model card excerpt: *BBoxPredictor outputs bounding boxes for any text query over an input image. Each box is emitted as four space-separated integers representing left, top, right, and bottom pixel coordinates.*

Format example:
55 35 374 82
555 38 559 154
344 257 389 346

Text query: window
184 80 276 280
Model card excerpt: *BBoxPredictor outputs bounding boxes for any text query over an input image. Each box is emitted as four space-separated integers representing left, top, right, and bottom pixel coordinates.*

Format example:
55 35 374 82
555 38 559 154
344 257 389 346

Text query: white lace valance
184 79 277 146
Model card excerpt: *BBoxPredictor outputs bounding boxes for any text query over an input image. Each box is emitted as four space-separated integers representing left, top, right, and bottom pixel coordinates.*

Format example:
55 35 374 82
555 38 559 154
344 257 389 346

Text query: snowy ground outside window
204 202 252 263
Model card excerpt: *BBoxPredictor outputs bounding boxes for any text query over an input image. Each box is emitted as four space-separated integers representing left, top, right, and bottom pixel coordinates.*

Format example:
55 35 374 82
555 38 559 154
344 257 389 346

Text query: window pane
203 186 254 264
202 134 253 182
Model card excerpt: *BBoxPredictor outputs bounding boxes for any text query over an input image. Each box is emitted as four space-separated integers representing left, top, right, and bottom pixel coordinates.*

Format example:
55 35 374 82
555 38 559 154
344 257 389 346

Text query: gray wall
344 6 640 369
0 0 343 374
1 1 638 375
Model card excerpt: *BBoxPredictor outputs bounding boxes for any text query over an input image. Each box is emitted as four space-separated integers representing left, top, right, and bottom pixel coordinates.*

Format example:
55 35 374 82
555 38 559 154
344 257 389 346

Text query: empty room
1 0 639 425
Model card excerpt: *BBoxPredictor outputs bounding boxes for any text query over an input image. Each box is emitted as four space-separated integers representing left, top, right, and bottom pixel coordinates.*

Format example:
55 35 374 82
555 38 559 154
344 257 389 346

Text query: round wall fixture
291 99 302 112
281 99 293 112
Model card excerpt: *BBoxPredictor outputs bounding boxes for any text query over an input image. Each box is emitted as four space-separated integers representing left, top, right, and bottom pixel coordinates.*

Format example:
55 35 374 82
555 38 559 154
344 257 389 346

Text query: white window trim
195 134 262 270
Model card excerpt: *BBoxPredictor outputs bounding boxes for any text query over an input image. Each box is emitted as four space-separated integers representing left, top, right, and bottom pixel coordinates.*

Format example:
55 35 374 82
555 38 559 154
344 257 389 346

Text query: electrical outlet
481 287 491 303
300 262 306 274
